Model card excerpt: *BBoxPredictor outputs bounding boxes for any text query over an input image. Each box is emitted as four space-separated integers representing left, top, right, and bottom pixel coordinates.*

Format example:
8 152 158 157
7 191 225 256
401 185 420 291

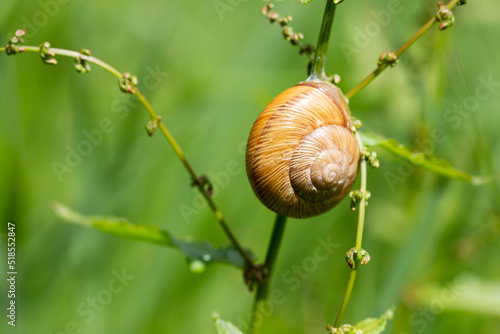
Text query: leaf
353 307 394 334
359 131 488 185
212 313 245 334
410 275 500 316
299 0 314 4
53 202 253 269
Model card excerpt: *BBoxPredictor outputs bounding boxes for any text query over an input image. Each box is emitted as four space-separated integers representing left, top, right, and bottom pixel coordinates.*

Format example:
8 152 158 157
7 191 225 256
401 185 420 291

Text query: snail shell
245 80 360 218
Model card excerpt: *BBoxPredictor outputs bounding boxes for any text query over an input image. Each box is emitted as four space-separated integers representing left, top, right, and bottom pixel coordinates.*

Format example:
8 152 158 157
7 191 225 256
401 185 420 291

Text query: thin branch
261 4 315 63
310 0 337 81
354 134 368 250
333 131 369 327
249 214 287 334
333 269 357 328
345 0 463 100
0 44 256 268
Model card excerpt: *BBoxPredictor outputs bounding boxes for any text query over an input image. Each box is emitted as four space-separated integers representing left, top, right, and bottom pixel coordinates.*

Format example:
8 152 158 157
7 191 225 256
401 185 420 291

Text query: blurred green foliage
0 0 499 333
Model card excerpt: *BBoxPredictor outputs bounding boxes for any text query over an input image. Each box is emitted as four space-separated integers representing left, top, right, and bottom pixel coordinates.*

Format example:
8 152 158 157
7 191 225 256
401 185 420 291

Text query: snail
245 80 360 218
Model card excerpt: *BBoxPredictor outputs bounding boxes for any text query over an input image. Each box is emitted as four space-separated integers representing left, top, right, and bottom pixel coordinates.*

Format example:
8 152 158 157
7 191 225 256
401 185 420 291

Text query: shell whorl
246 81 360 219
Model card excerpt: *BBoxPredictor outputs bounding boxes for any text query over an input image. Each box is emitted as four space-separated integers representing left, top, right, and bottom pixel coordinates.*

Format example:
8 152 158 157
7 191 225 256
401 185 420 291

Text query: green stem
133 90 198 180
248 3 340 331
334 269 357 327
354 133 367 250
249 214 287 334
309 0 337 81
135 90 256 266
333 131 368 327
345 0 462 99
1 45 256 268
257 214 287 301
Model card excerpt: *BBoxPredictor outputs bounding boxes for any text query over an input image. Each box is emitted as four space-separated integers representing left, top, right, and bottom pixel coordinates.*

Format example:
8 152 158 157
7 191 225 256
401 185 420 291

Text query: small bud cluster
191 175 213 197
282 26 304 45
145 116 161 137
119 72 138 94
327 324 363 334
349 118 362 133
5 30 25 55
362 148 380 169
332 74 341 85
349 189 371 211
39 42 57 65
436 3 455 31
345 247 371 269
74 49 92 74
261 4 315 60
260 4 273 17
377 50 398 68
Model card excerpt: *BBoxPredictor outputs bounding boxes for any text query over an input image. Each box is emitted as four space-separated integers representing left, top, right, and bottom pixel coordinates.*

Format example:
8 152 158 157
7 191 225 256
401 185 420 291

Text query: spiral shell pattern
246 81 360 218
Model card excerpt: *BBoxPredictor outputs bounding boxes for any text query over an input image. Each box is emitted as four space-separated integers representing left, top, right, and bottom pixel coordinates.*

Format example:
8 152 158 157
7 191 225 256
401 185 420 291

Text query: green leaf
353 307 394 334
53 202 252 269
359 131 487 185
411 275 500 316
212 313 245 334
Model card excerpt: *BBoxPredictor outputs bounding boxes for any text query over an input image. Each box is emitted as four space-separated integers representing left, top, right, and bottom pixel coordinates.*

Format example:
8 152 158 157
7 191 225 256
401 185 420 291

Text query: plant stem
135 91 257 267
354 133 368 250
133 90 198 181
333 132 368 327
248 2 340 330
0 45 256 268
309 0 337 81
258 214 287 301
334 269 357 327
345 0 462 99
249 214 287 334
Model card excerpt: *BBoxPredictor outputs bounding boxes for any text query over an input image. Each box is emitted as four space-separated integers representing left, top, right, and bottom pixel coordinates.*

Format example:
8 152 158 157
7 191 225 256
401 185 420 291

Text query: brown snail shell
245 80 360 218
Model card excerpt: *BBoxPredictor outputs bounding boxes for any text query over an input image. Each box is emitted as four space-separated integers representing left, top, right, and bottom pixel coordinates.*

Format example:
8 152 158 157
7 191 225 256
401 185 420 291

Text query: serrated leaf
359 131 487 185
53 202 253 269
353 307 394 334
212 313 244 334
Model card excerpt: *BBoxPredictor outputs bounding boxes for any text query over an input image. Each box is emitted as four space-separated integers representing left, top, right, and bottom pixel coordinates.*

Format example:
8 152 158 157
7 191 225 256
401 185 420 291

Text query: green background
1 0 499 333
